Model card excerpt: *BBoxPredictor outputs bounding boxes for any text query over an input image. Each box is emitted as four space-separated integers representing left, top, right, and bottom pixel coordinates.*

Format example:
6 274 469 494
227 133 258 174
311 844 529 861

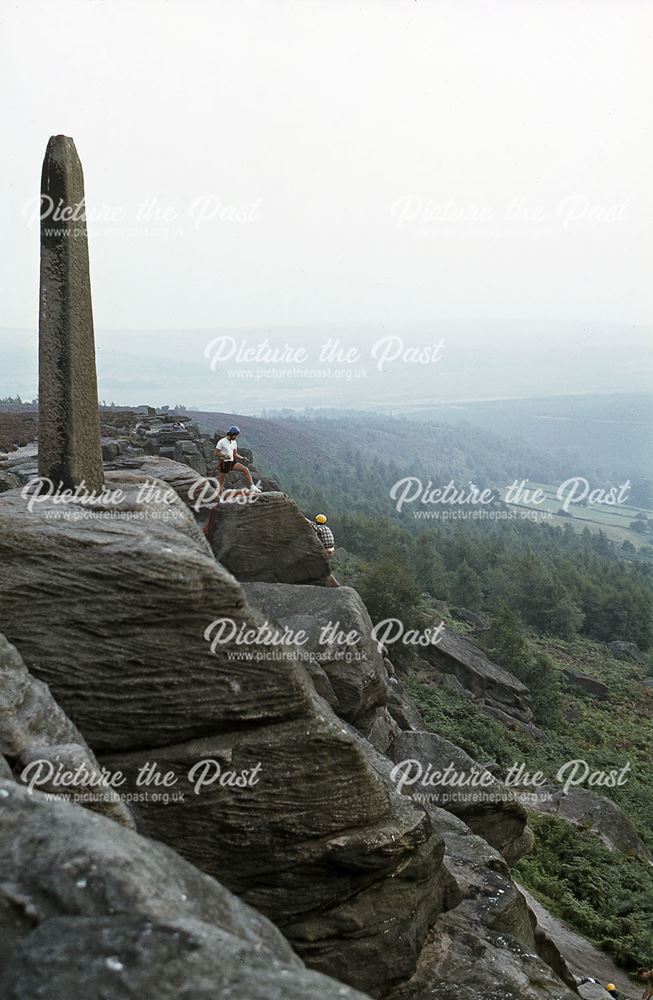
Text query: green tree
548 593 585 639
484 601 530 675
451 559 483 609
356 556 423 666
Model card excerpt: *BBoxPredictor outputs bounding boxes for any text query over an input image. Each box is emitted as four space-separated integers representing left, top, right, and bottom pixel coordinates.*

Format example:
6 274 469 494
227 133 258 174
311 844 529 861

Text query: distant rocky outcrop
608 641 645 664
562 669 609 701
516 785 652 864
417 627 540 735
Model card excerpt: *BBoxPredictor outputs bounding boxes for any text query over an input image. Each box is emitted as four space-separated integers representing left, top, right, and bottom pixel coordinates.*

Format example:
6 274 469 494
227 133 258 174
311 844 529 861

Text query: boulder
0 478 314 752
103 454 205 506
209 492 332 585
243 582 390 722
1 917 373 1000
100 438 121 462
355 706 402 753
608 641 644 664
100 717 444 993
449 606 489 630
420 628 533 724
387 730 530 863
174 440 207 476
516 785 652 863
562 670 609 701
0 781 370 1000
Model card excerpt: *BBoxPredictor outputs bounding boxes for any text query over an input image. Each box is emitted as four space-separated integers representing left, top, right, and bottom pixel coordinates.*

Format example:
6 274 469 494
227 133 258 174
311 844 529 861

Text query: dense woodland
243 412 653 653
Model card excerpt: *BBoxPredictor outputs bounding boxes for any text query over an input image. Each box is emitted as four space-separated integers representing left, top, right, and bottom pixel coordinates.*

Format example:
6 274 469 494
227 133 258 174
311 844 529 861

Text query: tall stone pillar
38 135 103 491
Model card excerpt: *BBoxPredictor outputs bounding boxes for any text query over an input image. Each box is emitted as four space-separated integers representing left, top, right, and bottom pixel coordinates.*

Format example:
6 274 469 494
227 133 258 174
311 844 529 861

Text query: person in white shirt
212 425 261 494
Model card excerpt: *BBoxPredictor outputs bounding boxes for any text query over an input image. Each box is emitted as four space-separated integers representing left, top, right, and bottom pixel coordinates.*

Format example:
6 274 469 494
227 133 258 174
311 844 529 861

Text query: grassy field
500 480 653 550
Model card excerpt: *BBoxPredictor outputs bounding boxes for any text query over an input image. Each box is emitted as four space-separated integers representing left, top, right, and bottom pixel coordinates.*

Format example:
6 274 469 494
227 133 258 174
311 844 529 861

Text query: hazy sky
2 0 652 345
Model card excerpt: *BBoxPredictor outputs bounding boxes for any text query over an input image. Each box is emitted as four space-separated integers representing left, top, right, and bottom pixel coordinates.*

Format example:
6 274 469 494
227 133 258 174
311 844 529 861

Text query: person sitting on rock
212 425 260 494
311 513 335 557
606 984 626 1000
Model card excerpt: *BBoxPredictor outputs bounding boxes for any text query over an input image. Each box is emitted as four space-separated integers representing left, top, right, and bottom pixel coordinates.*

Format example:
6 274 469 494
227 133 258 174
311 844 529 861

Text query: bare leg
234 461 254 487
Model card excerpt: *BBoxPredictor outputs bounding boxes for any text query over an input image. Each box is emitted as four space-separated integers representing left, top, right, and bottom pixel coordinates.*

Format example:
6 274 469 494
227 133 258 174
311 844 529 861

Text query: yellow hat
606 986 616 993
315 514 327 524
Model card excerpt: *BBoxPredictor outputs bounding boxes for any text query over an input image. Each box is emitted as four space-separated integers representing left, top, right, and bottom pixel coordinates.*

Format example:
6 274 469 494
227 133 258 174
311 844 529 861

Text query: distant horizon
2 319 651 410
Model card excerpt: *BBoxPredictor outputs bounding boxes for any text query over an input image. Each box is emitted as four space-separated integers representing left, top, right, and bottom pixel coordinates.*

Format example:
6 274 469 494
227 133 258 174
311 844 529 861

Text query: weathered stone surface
0 634 134 828
577 985 616 1000
174 439 207 475
20 744 136 830
386 804 576 1000
0 482 445 995
0 480 314 752
0 442 38 483
0 781 370 1000
38 135 103 491
243 582 389 722
419 627 534 723
0 633 83 757
103 454 205 505
519 884 638 1000
100 715 444 994
210 492 332 584
356 705 401 753
100 438 120 461
387 730 530 862
562 669 609 701
0 916 372 1000
517 785 652 863
0 471 19 492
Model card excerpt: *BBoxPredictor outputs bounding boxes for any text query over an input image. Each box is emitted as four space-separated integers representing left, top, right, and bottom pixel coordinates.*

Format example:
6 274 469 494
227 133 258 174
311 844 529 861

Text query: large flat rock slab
420 628 534 724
